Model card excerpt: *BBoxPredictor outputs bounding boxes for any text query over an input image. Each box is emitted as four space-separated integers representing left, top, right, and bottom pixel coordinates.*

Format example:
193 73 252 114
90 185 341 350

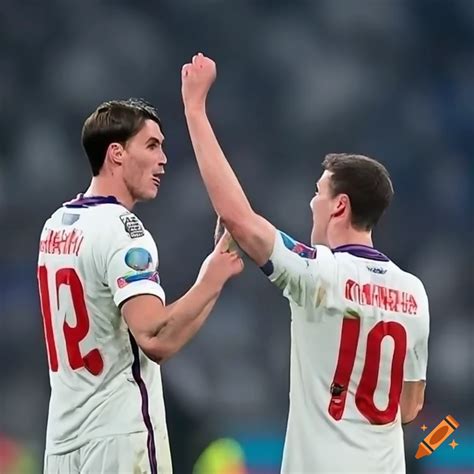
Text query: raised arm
182 52 275 266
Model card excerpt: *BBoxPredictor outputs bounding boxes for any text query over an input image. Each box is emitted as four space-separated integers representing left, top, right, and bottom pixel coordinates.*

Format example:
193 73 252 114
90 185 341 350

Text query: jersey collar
63 193 123 208
332 244 390 262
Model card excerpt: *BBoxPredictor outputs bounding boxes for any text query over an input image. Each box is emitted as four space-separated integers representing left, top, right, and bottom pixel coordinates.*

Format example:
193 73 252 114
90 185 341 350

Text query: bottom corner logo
416 415 460 459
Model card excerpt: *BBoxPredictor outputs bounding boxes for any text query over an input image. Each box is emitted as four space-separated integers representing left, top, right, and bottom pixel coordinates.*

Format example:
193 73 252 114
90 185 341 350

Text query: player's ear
331 194 349 219
107 142 125 167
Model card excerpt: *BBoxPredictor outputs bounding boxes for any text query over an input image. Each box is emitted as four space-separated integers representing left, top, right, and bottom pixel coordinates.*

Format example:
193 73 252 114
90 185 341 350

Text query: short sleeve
105 212 165 308
404 288 430 381
261 230 335 306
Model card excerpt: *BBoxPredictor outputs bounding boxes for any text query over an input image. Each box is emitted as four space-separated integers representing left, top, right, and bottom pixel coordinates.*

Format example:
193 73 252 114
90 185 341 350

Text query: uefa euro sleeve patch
116 247 160 289
124 248 152 271
120 213 145 239
280 231 316 259
116 271 160 289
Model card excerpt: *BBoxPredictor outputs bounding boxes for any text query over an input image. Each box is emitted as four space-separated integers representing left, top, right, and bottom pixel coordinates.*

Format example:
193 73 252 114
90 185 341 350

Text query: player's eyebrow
146 136 164 145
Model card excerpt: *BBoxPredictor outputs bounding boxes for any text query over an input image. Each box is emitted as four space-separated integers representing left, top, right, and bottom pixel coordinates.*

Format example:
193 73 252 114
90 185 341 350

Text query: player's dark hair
322 153 394 231
81 98 162 176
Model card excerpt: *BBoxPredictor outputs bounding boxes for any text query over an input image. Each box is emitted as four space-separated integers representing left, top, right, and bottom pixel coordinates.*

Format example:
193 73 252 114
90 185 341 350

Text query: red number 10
329 319 407 425
37 265 103 375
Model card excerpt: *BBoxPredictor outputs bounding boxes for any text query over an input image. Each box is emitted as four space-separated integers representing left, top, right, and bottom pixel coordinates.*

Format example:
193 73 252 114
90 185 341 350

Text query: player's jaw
310 197 331 246
122 152 166 202
148 170 164 198
120 119 167 203
122 158 165 202
151 172 162 191
136 170 164 201
310 171 340 246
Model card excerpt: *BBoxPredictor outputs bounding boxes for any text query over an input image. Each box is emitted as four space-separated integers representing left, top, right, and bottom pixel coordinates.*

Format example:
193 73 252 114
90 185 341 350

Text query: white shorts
44 431 172 474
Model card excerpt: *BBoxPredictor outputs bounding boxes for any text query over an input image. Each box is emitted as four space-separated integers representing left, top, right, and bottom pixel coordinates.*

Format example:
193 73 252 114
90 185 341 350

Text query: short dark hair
81 98 161 176
322 153 394 231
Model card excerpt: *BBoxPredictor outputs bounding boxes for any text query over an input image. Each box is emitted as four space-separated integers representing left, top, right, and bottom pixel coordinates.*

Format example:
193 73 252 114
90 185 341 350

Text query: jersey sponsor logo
120 213 145 239
280 231 316 259
366 265 387 274
345 279 418 315
117 271 160 288
125 247 152 271
39 228 84 256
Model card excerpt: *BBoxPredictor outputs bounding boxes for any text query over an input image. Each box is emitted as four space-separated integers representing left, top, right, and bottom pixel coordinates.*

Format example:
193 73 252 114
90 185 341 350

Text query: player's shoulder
63 194 149 237
390 261 427 295
387 262 430 319
90 206 154 252
113 209 148 239
394 265 430 323
42 195 153 245
278 231 318 259
312 244 336 260
42 206 63 227
43 194 126 221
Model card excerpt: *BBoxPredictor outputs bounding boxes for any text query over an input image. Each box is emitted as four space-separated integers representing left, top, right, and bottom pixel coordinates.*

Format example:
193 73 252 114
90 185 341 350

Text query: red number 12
37 266 103 375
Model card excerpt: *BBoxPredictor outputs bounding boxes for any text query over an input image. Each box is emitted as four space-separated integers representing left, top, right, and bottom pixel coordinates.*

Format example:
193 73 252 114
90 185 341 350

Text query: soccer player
181 54 429 473
37 99 243 474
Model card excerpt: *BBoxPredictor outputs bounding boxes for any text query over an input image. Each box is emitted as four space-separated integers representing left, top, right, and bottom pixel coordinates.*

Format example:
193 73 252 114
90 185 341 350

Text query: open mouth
152 176 161 187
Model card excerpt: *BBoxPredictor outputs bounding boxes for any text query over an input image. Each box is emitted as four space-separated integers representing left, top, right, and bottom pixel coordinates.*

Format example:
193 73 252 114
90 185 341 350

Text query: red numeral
328 318 360 421
38 265 58 372
329 319 407 425
356 322 406 424
37 266 103 375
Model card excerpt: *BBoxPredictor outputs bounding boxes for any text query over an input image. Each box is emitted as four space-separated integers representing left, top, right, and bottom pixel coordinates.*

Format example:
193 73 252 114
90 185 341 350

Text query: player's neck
329 229 373 249
84 176 136 211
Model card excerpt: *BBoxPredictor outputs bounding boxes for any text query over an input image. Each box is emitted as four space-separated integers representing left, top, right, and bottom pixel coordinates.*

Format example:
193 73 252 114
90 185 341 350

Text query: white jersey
37 195 170 469
263 231 429 474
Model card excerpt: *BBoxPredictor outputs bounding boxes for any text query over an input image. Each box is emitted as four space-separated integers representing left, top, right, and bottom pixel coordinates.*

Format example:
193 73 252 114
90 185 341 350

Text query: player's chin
152 179 162 194
140 186 159 201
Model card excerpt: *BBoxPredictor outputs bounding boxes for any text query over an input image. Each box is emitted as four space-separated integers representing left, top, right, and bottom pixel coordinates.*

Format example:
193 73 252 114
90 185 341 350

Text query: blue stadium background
0 1 473 472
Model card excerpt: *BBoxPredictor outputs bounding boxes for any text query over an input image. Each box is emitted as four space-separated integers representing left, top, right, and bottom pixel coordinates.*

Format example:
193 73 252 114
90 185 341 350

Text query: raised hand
197 229 244 290
214 215 243 256
181 52 217 112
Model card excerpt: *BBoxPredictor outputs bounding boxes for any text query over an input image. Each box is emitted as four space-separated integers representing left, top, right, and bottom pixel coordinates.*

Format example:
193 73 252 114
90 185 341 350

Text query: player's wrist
184 103 207 117
194 277 223 298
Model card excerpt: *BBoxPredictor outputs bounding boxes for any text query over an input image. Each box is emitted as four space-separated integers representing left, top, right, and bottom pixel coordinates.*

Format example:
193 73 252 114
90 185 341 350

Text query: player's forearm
401 400 424 424
184 108 253 227
400 380 425 424
167 295 218 355
154 280 221 361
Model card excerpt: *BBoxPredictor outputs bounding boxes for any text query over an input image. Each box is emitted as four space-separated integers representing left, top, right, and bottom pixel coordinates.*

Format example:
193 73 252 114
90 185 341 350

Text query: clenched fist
181 52 216 112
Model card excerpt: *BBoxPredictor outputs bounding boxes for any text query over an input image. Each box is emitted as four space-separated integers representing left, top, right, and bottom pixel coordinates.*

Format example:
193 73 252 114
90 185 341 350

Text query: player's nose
159 150 167 166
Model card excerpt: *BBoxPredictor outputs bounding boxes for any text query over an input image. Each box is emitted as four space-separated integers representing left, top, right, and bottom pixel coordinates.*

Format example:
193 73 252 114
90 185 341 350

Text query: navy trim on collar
332 244 390 262
63 194 123 208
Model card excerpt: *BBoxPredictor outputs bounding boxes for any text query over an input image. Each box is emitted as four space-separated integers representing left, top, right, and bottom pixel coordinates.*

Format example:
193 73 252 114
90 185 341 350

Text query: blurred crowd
1 1 472 472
